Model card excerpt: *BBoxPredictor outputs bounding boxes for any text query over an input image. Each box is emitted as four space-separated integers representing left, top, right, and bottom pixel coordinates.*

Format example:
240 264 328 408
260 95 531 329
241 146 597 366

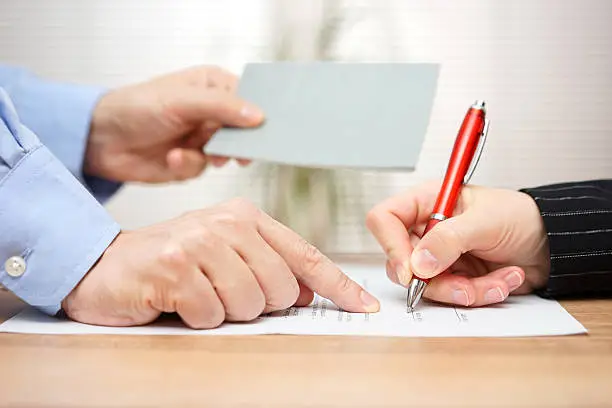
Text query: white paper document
0 264 587 337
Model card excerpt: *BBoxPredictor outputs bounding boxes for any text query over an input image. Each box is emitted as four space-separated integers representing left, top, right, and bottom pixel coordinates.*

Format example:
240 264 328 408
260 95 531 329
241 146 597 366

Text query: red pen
406 100 490 311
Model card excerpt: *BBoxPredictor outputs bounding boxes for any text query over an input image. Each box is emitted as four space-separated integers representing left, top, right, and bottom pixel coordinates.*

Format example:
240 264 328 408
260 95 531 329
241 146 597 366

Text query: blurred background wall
1 0 611 254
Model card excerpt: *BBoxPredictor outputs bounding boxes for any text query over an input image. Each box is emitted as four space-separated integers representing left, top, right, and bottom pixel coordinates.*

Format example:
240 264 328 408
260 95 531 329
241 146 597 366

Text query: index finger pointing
258 215 380 313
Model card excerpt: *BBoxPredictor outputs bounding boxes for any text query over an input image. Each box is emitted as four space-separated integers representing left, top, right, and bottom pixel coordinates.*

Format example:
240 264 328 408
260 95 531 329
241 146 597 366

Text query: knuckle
296 240 325 276
188 227 221 253
185 65 217 85
206 199 261 236
205 213 254 248
210 212 247 232
336 273 355 296
225 197 259 217
380 238 398 259
365 208 382 231
159 243 189 269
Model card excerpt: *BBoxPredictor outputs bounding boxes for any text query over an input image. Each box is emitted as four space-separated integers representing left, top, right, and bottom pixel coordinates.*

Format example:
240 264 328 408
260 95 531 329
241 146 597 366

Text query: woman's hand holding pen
366 181 551 307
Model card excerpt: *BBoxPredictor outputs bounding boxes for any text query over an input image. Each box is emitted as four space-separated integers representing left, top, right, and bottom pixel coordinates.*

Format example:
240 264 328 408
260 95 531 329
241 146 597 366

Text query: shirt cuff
5 74 122 202
0 144 120 315
520 183 612 298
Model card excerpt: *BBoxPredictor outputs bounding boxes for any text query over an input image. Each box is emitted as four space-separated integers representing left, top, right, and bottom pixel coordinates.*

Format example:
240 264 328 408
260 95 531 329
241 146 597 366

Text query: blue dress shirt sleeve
0 65 122 202
0 88 120 315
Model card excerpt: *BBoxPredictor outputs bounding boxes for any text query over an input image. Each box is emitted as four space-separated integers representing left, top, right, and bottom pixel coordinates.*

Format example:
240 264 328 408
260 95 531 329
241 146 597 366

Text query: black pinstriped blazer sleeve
520 179 612 298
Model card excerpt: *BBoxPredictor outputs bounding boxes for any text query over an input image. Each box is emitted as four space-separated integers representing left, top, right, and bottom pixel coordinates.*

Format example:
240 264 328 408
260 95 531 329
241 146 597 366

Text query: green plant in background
256 0 366 252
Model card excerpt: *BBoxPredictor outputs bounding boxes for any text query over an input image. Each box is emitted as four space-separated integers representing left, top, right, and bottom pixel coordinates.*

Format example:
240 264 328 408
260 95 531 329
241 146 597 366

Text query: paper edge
0 304 589 338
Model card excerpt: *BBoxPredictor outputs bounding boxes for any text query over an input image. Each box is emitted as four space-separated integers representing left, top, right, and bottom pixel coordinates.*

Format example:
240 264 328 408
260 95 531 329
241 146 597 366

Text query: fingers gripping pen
406 100 490 311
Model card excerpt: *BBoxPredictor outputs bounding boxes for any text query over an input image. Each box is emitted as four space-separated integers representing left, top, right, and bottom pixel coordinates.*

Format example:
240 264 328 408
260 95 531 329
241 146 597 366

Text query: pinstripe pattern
521 179 612 298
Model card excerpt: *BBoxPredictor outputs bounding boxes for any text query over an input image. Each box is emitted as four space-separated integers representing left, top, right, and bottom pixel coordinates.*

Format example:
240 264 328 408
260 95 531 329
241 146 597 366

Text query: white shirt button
5 256 26 277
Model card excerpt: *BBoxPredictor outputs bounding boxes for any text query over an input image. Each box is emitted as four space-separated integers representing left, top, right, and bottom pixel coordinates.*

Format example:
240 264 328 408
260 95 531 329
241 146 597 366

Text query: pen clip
463 118 490 184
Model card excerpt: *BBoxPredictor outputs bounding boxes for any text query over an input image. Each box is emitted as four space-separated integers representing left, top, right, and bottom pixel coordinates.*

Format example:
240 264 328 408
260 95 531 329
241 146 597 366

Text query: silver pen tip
406 279 427 311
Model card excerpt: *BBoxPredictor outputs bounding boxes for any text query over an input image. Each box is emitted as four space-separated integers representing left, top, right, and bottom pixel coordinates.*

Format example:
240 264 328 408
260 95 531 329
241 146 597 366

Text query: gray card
204 62 439 170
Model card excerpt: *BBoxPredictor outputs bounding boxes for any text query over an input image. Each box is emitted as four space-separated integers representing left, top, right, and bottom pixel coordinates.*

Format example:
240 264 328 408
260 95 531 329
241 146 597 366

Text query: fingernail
452 289 469 306
360 290 380 313
240 105 263 120
484 287 506 303
504 270 523 291
396 261 412 287
412 249 439 277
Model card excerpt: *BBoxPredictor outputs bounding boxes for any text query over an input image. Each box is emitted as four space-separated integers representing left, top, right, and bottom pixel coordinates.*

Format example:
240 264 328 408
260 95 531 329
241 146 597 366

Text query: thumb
175 88 264 128
410 214 482 279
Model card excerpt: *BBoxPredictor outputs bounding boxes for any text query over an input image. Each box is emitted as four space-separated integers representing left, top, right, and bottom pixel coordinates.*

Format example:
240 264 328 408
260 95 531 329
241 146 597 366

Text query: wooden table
1 276 611 407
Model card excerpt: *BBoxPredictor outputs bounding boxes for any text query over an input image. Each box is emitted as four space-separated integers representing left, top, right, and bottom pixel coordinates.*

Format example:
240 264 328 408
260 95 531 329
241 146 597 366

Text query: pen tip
406 279 427 312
